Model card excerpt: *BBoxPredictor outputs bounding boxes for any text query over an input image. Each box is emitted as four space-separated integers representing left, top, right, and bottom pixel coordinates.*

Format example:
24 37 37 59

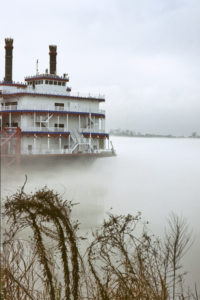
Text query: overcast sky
1 0 200 135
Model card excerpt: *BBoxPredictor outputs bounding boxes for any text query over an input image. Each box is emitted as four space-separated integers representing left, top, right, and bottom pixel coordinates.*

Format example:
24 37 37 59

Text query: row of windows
27 80 66 86
46 80 66 86
27 80 43 85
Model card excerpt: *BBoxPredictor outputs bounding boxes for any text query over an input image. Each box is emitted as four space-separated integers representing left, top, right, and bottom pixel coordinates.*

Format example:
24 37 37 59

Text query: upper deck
0 75 105 103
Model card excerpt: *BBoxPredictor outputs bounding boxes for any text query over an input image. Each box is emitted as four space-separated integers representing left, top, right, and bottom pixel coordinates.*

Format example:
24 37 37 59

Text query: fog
2 136 200 285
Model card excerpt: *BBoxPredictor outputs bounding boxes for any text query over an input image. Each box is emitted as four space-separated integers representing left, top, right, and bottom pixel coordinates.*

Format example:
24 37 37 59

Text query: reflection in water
2 137 200 283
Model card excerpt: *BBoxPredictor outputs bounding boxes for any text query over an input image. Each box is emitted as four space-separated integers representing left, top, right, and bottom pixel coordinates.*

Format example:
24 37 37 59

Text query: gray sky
1 0 200 135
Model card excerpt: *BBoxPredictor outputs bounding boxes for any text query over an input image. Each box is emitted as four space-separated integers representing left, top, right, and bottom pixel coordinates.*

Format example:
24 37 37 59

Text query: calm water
2 137 200 283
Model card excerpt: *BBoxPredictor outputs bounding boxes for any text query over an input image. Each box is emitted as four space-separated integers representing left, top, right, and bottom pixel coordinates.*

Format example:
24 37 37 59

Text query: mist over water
2 136 200 284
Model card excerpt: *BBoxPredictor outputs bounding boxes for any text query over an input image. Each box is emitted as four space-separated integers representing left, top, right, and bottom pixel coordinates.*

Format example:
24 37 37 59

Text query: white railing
1 90 105 100
1 105 18 110
20 126 106 134
73 92 105 99
0 80 26 86
81 128 106 134
0 104 105 115
24 74 69 81
21 147 113 156
21 127 68 132
22 148 72 155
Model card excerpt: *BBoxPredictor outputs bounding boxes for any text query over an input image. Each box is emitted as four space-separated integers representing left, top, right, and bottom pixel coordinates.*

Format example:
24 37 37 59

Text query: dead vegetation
1 184 199 299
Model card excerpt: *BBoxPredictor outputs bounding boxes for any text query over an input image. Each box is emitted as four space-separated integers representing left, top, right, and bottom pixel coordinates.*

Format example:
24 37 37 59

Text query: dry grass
1 183 199 300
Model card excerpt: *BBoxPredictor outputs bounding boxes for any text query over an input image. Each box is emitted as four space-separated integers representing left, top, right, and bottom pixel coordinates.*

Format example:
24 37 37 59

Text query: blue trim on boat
21 131 108 136
82 132 109 137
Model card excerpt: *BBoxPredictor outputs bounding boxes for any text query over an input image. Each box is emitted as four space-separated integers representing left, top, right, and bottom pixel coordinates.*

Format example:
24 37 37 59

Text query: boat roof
25 74 69 82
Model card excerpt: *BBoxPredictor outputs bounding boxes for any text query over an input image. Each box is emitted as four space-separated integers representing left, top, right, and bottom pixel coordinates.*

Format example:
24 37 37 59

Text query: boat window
54 81 58 85
55 103 64 107
58 82 61 86
5 102 17 106
62 82 66 86
28 145 32 152
55 124 64 127
55 124 64 128
54 103 64 111
45 80 48 84
49 81 53 85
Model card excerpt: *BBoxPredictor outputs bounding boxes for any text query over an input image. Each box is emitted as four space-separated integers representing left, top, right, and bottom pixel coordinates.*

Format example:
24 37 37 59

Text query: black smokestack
4 38 13 82
49 45 57 75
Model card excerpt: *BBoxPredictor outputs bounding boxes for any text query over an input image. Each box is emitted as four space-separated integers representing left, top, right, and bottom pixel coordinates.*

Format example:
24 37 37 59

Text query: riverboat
0 39 115 166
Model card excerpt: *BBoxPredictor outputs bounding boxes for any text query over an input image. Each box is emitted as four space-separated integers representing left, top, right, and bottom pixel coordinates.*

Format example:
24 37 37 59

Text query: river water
2 136 200 284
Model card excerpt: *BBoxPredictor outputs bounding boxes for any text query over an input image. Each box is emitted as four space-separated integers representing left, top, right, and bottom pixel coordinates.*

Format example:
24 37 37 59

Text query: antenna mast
36 59 39 75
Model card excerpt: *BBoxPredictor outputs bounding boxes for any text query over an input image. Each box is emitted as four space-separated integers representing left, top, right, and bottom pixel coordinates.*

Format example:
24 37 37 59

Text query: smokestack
49 45 57 75
4 38 13 82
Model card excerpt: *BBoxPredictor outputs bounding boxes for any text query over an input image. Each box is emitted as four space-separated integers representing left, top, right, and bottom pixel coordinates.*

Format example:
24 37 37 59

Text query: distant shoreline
109 131 200 139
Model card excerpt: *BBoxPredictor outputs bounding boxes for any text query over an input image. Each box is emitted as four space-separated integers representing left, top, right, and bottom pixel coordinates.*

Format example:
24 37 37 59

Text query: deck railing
20 127 106 134
21 148 112 155
24 74 69 81
22 148 72 155
0 104 105 115
21 127 69 133
1 90 105 100
0 80 26 86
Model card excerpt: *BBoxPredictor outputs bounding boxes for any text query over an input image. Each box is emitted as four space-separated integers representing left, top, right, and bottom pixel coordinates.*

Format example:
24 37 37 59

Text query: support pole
59 135 61 150
68 135 70 150
47 135 50 150
9 112 11 127
48 112 50 130
33 136 36 152
89 113 91 152
20 115 23 130
34 112 36 130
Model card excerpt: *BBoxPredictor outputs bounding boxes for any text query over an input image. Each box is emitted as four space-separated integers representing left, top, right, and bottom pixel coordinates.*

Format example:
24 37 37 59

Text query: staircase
70 128 92 153
35 115 53 129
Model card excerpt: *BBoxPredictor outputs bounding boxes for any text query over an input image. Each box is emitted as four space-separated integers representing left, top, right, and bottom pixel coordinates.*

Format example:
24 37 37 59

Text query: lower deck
1 127 116 166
